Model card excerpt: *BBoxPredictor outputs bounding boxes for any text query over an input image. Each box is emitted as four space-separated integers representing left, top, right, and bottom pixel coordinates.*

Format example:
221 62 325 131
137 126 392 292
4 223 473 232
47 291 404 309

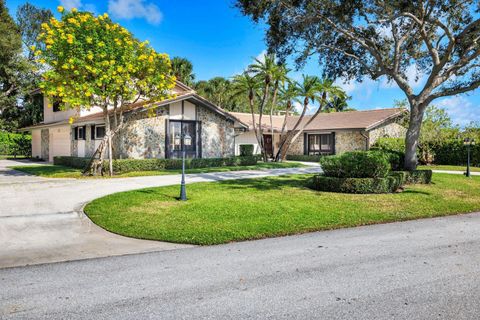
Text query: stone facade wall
41 129 49 160
335 131 368 154
114 111 167 159
198 106 235 158
286 133 304 155
368 121 406 147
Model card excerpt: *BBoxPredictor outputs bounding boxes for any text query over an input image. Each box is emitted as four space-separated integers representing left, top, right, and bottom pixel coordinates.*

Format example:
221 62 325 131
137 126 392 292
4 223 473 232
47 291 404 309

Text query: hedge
432 140 480 167
320 151 391 178
286 154 322 162
54 156 258 173
54 156 91 170
372 137 480 167
309 169 432 194
309 174 404 194
239 144 254 157
0 131 31 156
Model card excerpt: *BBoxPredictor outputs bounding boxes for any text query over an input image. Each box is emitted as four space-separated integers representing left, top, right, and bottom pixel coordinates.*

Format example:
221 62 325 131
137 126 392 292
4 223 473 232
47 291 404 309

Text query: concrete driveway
0 159 320 268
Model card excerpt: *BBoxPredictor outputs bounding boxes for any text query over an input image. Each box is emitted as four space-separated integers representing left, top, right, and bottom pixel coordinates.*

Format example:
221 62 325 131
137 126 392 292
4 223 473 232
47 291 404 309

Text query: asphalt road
2 212 480 320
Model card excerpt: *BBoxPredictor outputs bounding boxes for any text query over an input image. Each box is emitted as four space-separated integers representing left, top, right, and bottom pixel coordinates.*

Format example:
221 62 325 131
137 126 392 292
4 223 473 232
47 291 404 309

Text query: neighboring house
21 81 247 162
230 108 407 157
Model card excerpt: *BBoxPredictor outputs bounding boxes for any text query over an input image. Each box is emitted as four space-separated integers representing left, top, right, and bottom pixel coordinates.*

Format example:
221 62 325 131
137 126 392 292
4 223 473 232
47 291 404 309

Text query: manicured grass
10 162 306 179
418 164 480 172
84 173 480 245
0 155 28 160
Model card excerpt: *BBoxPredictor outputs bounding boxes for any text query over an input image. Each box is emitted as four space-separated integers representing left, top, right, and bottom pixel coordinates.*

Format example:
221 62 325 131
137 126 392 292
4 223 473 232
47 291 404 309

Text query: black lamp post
464 138 476 178
179 133 192 201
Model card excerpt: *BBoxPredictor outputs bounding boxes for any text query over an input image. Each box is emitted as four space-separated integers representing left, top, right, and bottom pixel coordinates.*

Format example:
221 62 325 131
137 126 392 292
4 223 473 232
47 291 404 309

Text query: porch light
463 138 475 178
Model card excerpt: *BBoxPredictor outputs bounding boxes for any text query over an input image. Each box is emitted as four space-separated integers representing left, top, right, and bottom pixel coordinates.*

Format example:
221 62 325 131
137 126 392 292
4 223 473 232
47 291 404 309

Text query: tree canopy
171 56 195 86
36 6 174 175
236 0 480 169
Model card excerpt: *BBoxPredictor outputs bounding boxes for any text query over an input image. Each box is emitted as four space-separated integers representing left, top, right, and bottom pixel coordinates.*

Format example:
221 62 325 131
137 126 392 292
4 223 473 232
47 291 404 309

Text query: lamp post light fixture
464 138 476 178
179 133 192 201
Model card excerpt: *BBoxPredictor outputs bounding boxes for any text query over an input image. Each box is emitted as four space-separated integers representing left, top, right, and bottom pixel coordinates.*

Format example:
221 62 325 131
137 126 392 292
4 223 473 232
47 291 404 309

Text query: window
95 125 106 139
168 120 198 158
53 101 61 112
74 126 86 140
308 134 333 155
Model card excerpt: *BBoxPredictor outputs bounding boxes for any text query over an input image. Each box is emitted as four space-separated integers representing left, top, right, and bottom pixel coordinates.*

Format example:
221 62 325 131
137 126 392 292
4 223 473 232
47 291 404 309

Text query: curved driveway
0 159 320 268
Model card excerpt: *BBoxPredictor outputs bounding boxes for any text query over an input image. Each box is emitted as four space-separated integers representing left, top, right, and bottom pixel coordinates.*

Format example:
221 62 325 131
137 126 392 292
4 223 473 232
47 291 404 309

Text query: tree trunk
107 133 113 176
404 103 426 171
83 105 110 176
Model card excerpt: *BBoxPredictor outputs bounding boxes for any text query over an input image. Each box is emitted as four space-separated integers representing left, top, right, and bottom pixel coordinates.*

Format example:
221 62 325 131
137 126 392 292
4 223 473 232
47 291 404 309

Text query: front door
168 120 198 158
263 134 273 158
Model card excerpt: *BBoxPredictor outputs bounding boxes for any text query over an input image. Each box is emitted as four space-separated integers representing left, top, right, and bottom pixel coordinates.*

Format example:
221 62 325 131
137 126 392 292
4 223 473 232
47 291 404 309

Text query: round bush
320 151 390 178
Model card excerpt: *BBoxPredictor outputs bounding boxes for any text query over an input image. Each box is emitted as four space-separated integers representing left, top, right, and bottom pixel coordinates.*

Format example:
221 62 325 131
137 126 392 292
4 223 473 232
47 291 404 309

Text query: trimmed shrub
309 174 403 194
239 144 254 157
371 137 406 170
372 137 405 154
54 156 91 169
320 151 390 178
432 140 480 167
286 154 322 162
54 156 258 173
396 169 433 184
0 131 32 156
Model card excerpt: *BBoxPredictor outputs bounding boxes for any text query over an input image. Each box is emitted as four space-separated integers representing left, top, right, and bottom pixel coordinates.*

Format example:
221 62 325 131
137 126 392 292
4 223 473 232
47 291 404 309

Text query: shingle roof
229 108 406 132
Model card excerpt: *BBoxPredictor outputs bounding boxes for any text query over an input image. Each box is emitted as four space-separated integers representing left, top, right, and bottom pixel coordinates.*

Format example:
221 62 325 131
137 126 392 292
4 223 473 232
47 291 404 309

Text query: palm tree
247 53 282 160
325 95 354 112
171 57 195 86
276 77 346 160
274 80 300 161
231 72 263 152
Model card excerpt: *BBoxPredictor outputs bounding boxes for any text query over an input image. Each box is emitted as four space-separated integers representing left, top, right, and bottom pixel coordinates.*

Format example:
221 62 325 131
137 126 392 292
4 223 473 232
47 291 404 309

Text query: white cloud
381 64 426 89
60 0 82 10
436 96 480 127
59 0 96 13
108 0 163 25
335 78 379 100
83 3 97 14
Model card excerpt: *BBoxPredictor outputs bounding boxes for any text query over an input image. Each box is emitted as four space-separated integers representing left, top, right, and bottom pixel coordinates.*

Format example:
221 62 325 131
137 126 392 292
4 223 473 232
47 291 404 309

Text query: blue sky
6 0 480 126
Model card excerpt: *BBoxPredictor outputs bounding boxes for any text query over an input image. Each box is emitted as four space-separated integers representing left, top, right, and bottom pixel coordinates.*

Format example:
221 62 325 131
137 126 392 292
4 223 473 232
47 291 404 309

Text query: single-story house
21 80 406 162
230 108 407 157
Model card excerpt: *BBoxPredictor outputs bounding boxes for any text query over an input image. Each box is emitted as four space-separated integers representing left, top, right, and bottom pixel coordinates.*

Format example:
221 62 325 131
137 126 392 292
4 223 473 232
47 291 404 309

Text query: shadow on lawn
214 175 310 191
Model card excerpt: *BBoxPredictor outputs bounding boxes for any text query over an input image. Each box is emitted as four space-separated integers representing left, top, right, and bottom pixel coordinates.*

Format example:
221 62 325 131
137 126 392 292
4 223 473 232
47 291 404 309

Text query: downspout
360 131 369 150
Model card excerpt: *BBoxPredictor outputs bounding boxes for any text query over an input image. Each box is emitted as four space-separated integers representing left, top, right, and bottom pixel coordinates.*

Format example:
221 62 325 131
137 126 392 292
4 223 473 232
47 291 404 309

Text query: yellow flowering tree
36 6 175 175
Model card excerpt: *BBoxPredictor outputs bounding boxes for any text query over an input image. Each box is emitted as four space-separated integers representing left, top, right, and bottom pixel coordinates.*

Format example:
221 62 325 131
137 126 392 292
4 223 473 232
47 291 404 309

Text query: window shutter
74 127 78 140
303 133 308 155
91 125 95 140
331 132 336 155
165 119 169 159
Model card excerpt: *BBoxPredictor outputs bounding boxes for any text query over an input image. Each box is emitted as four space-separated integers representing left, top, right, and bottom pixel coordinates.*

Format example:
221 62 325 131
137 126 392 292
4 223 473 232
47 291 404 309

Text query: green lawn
418 164 480 172
84 173 480 245
10 162 305 179
0 155 28 160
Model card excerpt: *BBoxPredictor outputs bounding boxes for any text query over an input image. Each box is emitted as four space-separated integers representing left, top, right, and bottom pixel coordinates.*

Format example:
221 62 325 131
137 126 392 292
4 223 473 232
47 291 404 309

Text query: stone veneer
41 128 49 160
114 111 167 159
109 103 235 159
197 106 235 158
368 121 406 147
335 131 368 154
